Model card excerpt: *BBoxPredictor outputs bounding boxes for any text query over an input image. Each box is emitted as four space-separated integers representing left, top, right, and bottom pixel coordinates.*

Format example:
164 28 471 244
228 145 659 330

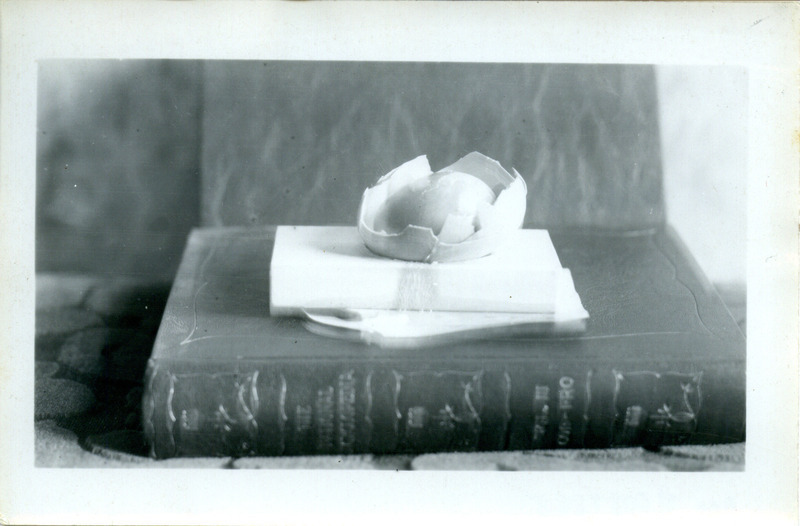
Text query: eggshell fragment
358 152 527 262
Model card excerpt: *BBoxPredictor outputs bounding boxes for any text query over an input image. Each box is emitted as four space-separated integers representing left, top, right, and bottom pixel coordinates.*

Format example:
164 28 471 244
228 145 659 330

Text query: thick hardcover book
142 226 745 459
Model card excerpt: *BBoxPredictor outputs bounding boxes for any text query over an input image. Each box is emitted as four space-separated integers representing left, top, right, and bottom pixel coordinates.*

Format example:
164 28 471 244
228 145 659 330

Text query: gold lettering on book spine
396 370 484 452
612 369 703 447
295 405 313 437
164 370 262 456
556 376 575 446
531 384 550 448
237 370 259 438
364 370 403 452
337 370 357 454
276 373 288 453
316 386 336 453
231 370 260 454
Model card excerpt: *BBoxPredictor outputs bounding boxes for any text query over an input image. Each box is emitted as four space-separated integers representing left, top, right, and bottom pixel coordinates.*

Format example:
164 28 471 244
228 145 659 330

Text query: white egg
373 171 495 241
358 152 527 262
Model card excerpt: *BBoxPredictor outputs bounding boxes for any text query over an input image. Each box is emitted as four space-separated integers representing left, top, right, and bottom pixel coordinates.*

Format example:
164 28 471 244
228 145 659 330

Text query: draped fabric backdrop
36 60 745 286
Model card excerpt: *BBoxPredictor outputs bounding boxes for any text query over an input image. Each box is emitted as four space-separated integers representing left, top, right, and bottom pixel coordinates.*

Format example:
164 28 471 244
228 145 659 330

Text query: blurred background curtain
36 60 746 286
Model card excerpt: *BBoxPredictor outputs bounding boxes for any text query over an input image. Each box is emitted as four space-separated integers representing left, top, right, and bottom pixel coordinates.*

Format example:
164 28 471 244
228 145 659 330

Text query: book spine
142 358 744 459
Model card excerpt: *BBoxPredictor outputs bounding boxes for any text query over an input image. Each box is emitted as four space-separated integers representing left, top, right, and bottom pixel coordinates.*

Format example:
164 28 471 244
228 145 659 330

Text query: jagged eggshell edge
358 152 527 262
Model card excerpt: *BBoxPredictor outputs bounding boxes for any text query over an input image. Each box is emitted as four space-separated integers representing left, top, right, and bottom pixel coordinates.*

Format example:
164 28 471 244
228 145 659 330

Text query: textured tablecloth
34 273 745 470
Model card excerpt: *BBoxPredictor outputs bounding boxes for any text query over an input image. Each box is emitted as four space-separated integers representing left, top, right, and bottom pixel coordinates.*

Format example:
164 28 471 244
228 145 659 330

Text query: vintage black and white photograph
33 59 748 469
2 2 797 524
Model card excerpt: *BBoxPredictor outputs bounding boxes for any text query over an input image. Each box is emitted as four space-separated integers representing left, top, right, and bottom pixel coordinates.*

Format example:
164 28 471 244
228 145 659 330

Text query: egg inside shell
358 152 527 262
372 171 496 243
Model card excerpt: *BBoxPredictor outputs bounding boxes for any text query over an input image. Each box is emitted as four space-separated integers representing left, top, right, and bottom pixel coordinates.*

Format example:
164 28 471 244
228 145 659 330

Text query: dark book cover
142 226 745 459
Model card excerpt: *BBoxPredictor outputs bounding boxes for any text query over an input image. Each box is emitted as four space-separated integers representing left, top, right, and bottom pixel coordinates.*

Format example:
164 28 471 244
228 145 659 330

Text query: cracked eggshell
358 152 527 262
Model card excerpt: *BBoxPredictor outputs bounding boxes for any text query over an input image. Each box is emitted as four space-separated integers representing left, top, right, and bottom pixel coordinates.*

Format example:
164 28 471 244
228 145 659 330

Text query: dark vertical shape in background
36 60 203 280
201 62 663 230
